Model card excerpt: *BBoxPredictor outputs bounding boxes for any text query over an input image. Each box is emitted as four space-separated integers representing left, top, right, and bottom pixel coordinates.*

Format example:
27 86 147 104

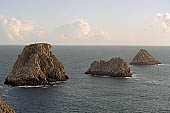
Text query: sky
0 0 170 45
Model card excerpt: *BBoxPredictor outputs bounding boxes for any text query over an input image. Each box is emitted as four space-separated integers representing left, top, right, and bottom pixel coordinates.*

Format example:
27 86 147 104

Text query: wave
124 77 132 79
93 75 133 79
17 85 48 88
4 88 11 92
124 74 138 79
129 74 139 78
145 79 161 86
158 64 170 66
2 94 8 98
17 81 64 88
96 74 139 79
101 76 111 78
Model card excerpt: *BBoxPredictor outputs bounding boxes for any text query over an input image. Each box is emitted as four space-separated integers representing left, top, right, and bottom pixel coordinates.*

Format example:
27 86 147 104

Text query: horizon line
0 44 170 47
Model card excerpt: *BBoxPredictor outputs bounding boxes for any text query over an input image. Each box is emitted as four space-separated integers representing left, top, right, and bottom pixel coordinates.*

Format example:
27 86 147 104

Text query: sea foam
158 64 170 66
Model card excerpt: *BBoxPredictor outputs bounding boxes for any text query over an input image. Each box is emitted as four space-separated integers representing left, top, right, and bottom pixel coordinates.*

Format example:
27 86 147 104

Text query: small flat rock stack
5 43 69 86
0 98 15 113
85 57 132 77
130 49 161 65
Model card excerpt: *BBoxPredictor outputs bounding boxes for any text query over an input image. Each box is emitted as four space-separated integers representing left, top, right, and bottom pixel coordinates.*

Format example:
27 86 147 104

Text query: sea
0 45 170 113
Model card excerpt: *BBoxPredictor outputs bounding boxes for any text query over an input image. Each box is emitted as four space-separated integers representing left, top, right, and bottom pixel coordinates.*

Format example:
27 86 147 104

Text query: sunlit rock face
0 98 15 113
130 49 161 65
85 57 132 77
4 43 69 86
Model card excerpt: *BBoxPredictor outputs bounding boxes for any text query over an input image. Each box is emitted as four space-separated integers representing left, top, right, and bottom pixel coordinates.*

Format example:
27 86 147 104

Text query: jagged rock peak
4 43 69 86
0 98 15 113
22 43 52 56
85 57 132 77
130 49 161 65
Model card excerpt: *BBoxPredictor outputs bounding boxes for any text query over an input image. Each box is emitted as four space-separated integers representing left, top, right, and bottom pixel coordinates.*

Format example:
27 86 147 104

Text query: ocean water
1 46 170 113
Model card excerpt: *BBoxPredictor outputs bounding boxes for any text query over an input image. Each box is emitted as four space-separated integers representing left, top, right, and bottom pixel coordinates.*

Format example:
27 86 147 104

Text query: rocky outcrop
130 49 161 65
0 98 15 113
85 57 132 77
4 43 69 86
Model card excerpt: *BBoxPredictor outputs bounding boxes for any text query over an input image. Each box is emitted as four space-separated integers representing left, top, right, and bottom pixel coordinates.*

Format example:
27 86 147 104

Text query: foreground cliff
85 57 132 77
130 49 161 65
5 43 69 86
0 98 15 113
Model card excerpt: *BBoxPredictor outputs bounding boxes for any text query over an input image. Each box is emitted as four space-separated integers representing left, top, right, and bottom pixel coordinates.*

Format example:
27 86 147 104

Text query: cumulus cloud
0 15 47 43
54 19 111 41
0 16 112 44
155 13 170 32
54 19 91 39
87 30 111 41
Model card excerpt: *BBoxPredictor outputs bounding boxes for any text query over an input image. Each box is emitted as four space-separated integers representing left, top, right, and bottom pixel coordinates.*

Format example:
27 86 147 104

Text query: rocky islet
130 49 161 65
4 43 69 86
85 57 132 77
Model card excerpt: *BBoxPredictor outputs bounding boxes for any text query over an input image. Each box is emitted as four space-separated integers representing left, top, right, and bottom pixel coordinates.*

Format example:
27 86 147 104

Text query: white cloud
73 19 91 36
0 15 47 43
155 13 170 32
54 19 111 41
54 19 91 39
0 16 112 44
88 30 111 40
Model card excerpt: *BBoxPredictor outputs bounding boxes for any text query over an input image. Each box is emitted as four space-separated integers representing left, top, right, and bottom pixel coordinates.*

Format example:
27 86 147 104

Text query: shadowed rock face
4 43 69 86
85 57 132 77
130 49 161 65
0 98 15 113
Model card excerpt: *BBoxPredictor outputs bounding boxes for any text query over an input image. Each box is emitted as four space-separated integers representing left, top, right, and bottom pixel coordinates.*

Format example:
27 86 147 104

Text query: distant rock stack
4 43 69 86
130 49 161 65
85 57 132 77
0 98 15 113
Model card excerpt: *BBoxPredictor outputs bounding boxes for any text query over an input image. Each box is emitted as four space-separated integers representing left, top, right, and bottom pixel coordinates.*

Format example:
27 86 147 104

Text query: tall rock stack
0 98 15 113
4 43 69 86
130 49 161 65
85 57 132 77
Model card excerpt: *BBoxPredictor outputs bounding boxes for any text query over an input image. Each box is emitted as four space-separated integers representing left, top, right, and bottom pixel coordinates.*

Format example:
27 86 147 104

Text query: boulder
85 57 132 77
0 98 15 113
130 49 161 65
4 43 69 86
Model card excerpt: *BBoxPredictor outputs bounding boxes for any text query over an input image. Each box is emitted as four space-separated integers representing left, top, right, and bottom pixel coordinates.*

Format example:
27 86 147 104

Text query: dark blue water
1 46 170 113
